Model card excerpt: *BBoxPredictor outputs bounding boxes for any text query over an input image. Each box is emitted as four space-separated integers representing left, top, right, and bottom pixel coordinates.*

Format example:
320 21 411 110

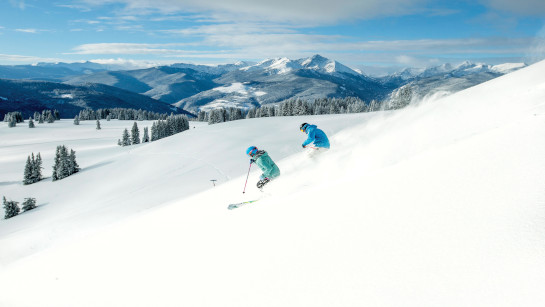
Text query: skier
300 123 330 157
246 146 280 189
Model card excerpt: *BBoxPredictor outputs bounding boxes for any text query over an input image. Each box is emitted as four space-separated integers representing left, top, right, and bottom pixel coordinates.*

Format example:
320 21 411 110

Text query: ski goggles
247 147 258 157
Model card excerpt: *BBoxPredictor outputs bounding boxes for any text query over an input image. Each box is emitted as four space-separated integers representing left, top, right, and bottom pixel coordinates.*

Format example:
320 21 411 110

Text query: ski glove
250 159 256 163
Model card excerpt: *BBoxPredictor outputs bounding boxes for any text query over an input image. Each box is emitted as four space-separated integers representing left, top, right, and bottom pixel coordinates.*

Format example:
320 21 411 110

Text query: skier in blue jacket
300 123 330 156
246 146 280 189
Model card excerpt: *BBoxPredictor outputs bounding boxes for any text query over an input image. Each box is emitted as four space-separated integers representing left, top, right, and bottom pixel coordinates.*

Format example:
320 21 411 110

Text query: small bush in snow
21 198 37 212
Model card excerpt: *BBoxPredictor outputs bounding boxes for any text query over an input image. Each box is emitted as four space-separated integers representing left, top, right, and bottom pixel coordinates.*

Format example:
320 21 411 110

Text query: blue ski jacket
302 125 330 149
251 150 280 179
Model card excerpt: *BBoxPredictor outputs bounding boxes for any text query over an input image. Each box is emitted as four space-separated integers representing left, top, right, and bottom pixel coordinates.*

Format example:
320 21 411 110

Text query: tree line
78 108 178 121
118 115 190 146
4 108 186 128
3 110 59 128
197 97 385 125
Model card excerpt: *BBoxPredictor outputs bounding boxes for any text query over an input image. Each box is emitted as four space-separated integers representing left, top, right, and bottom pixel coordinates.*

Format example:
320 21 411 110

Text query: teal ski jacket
251 150 280 179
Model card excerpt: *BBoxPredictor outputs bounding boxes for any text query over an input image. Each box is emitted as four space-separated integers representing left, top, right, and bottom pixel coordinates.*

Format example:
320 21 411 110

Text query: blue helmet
246 146 258 157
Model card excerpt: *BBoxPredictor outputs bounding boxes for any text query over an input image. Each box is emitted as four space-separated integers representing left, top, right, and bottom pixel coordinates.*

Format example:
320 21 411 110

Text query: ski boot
256 177 270 189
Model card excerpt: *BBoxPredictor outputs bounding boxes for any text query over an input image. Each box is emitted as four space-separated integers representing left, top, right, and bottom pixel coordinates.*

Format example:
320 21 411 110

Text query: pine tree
23 156 33 185
246 108 256 119
208 109 225 125
52 148 59 181
33 153 43 182
69 149 80 175
386 85 413 110
74 115 80 125
22 198 37 212
96 119 101 130
142 127 150 143
8 116 16 127
368 99 381 112
197 111 206 121
53 145 75 181
122 128 131 146
47 113 55 123
131 122 140 144
21 152 41 185
58 146 70 179
150 122 158 141
28 117 35 128
3 196 20 219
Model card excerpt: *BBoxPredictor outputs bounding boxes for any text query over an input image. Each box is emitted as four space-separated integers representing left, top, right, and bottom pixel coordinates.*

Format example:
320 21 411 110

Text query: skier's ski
228 200 259 210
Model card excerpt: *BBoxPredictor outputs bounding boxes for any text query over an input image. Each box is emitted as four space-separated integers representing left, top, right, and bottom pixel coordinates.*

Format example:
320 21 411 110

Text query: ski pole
242 160 252 194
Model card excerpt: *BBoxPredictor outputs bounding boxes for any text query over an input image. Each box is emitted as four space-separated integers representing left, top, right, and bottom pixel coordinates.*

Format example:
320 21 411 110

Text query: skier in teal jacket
246 146 280 188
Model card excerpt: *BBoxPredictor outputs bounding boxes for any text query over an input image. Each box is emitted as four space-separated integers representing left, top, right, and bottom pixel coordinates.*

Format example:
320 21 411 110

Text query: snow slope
1 60 545 307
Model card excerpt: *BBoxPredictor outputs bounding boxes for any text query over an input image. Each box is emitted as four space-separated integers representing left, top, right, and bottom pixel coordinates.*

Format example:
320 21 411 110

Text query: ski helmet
300 123 309 132
246 146 258 157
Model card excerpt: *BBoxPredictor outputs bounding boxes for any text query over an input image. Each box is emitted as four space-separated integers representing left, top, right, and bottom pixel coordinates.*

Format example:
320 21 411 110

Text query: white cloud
0 53 64 63
90 58 170 68
15 28 39 33
69 43 189 55
72 19 102 25
77 0 430 24
67 36 538 68
56 3 92 11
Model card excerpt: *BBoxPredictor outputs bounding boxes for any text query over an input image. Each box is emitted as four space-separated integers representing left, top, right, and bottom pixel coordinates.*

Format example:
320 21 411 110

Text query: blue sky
1 0 544 74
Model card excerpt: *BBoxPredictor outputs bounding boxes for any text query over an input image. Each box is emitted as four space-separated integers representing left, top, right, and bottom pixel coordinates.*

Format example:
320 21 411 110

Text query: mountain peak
300 54 329 67
298 54 360 76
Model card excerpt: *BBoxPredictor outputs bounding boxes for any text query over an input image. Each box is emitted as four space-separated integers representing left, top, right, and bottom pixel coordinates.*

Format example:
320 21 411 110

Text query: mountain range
0 79 188 118
0 55 526 116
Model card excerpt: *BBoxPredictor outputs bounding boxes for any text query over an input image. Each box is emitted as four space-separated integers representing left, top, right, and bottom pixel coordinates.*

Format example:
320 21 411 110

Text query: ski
227 200 259 210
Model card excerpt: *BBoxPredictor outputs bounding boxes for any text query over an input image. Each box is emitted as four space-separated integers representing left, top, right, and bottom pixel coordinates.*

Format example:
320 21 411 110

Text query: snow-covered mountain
0 59 544 307
386 61 526 81
1 56 527 115
170 61 254 75
242 54 360 76
0 78 187 118
65 66 219 105
62 54 387 113
384 61 528 104
0 61 145 82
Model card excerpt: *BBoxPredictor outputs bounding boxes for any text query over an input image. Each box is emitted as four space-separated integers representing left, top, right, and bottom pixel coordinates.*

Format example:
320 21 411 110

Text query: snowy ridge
403 61 527 79
491 62 527 74
240 54 361 76
169 62 252 75
1 60 544 307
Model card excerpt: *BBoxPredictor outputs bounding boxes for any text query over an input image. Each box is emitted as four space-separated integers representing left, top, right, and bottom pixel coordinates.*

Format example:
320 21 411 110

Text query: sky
1 0 545 74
